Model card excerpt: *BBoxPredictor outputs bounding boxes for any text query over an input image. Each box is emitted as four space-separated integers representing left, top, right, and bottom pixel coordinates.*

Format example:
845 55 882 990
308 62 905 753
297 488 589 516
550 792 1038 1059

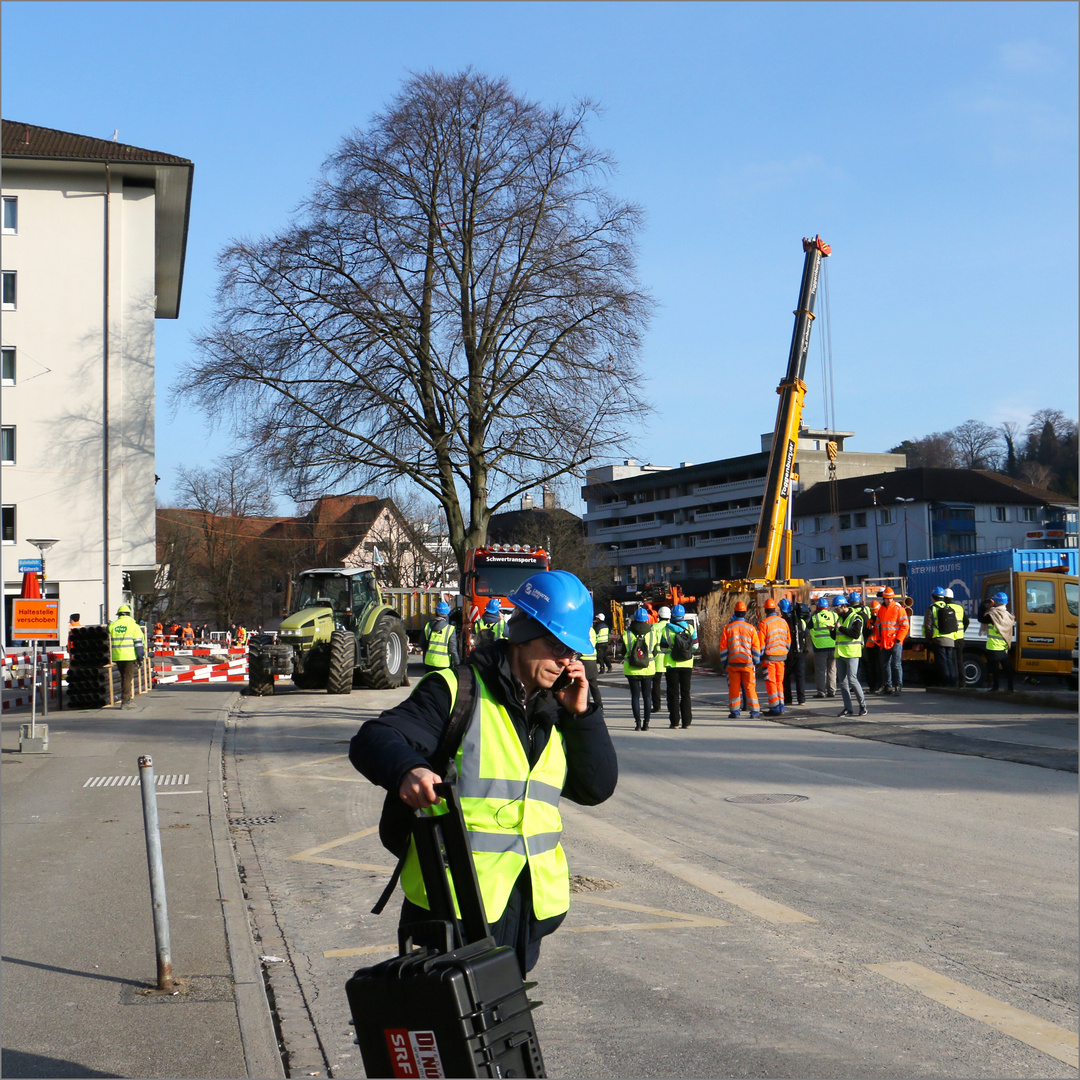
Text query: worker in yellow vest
350 570 616 976
423 602 459 671
108 604 145 708
594 613 612 672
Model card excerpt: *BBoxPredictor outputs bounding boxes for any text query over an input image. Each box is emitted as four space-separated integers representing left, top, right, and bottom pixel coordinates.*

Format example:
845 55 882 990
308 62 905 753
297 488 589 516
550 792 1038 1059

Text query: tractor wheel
326 629 356 695
361 614 409 689
247 652 274 697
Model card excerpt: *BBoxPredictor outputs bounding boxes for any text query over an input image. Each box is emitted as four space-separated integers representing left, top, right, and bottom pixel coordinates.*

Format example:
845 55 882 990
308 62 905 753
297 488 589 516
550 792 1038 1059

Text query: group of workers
619 604 698 730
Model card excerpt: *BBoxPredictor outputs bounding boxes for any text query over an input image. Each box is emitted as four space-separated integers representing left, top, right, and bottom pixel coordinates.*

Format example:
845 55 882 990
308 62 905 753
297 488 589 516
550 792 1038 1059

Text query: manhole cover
724 793 808 805
229 815 279 826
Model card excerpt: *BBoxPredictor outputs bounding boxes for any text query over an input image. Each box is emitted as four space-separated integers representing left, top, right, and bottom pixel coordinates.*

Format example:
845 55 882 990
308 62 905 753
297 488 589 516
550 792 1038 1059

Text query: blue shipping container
907 549 1078 614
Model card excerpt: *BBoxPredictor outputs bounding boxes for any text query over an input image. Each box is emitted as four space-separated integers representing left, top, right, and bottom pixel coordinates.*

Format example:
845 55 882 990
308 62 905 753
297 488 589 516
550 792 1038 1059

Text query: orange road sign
12 599 60 639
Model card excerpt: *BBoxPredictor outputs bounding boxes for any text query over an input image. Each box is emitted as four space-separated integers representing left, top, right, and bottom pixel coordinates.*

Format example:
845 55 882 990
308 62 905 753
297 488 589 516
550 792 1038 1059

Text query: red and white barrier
154 657 250 684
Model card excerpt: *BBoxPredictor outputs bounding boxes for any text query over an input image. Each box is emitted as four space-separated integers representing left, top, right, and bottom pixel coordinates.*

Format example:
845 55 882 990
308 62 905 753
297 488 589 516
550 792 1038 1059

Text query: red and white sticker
383 1028 445 1078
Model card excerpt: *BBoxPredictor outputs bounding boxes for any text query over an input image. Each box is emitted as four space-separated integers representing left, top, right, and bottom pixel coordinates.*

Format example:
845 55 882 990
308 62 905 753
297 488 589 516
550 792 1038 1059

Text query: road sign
12 599 60 640
18 559 43 573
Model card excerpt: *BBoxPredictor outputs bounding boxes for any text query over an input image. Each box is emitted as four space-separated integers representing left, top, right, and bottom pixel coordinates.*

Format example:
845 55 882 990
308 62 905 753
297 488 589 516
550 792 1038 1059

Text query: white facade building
1 120 192 641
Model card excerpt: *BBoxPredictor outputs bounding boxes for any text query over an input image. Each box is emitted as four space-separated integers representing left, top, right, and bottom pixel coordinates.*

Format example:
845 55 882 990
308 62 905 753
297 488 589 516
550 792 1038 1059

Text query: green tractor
248 568 409 696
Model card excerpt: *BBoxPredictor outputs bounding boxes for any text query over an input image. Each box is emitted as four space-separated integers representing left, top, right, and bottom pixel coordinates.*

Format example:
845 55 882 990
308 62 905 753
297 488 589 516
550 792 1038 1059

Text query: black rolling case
346 783 546 1078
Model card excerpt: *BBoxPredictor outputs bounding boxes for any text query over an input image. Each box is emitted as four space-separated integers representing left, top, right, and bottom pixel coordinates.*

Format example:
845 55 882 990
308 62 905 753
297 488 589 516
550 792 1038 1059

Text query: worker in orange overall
719 600 762 719
181 622 196 649
874 586 910 695
759 598 792 716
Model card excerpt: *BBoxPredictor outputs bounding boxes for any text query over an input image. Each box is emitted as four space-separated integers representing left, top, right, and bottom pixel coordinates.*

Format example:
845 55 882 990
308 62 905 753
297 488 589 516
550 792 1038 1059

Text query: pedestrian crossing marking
83 774 190 787
561 805 815 924
867 961 1078 1068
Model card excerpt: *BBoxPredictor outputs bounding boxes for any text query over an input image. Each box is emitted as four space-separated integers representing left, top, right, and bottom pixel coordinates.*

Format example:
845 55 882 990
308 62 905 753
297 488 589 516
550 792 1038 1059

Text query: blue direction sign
18 559 43 573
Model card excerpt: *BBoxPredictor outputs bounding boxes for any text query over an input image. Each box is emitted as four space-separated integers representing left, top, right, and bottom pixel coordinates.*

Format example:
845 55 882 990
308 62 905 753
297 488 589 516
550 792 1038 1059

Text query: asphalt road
227 666 1078 1078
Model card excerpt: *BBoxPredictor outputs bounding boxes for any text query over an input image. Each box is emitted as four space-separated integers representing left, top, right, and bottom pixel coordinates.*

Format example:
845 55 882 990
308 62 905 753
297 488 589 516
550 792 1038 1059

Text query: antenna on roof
112 130 119 142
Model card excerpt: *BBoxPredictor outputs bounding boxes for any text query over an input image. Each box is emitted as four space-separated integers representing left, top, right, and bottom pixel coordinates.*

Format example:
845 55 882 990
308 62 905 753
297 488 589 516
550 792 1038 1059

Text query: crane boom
745 235 831 582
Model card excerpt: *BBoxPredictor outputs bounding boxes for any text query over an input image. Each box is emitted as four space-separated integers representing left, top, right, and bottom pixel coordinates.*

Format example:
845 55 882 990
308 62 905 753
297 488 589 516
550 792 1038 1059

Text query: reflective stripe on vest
581 628 597 661
809 610 837 649
949 603 966 641
664 621 696 668
595 626 610 644
622 629 657 676
424 622 454 667
109 617 143 661
986 620 1010 651
836 612 863 659
720 620 758 666
761 614 790 658
400 668 570 922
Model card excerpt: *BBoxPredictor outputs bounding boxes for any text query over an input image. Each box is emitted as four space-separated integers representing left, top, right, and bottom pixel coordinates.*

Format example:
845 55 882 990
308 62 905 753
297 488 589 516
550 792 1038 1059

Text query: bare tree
949 419 1001 469
182 70 652 573
890 432 958 468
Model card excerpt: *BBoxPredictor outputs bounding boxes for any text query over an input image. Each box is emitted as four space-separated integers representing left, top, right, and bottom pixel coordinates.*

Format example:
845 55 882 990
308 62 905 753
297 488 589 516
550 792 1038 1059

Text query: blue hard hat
632 607 651 623
508 570 593 655
932 586 946 598
848 592 861 606
435 601 450 615
992 592 1009 605
816 596 829 608
671 604 686 620
778 598 792 614
832 595 847 608
485 597 502 616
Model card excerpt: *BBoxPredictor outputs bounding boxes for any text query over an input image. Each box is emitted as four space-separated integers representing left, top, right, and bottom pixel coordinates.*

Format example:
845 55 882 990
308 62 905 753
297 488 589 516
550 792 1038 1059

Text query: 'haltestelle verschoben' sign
12 599 60 640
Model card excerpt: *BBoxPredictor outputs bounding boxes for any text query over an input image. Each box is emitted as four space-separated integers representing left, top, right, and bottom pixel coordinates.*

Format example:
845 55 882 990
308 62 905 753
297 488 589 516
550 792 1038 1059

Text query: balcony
593 520 658 535
693 506 760 522
622 542 664 556
583 500 627 519
693 477 763 497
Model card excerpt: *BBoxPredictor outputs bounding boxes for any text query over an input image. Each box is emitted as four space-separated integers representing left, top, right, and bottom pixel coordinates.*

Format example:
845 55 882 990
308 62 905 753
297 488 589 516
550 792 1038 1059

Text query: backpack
670 626 694 662
627 633 652 668
472 626 495 650
935 604 958 635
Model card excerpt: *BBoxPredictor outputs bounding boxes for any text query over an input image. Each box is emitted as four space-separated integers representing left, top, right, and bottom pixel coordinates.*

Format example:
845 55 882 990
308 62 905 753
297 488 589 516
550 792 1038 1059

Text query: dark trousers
783 650 806 704
583 658 602 708
651 670 664 711
865 646 883 692
955 640 966 686
117 660 136 705
934 643 957 687
666 666 693 727
987 651 1014 692
597 642 612 673
627 675 651 728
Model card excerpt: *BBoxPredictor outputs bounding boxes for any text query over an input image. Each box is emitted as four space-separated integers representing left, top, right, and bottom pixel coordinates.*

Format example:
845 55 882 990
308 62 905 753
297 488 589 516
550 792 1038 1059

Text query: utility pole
864 488 884 577
896 498 914 574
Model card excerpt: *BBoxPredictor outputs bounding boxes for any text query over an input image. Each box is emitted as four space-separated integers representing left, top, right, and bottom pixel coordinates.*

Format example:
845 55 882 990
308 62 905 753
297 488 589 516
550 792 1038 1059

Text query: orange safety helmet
733 600 748 613
881 586 895 599
870 600 881 611
763 597 776 610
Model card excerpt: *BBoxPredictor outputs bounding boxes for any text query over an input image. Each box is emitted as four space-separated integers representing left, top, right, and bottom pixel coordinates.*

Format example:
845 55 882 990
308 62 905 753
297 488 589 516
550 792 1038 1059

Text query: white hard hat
595 613 605 621
658 606 672 619
943 588 954 599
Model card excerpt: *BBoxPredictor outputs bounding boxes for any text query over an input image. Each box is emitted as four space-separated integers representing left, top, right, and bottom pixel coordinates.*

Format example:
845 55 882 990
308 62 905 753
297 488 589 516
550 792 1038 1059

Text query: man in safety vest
834 594 867 717
809 596 838 698
579 616 603 710
423 601 459 671
924 586 959 687
623 607 659 730
471 597 507 651
874 587 909 695
350 570 617 976
759 598 791 716
594 613 612 673
663 603 697 728
108 603 145 708
977 591 1015 692
719 600 762 719
181 622 195 649
944 588 970 686
651 606 671 714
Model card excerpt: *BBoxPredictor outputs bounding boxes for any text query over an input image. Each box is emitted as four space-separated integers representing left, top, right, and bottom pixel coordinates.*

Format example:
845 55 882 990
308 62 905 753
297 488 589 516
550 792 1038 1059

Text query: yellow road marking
561 806 814 924
259 752 349 776
567 893 729 933
287 826 394 873
867 961 1079 1068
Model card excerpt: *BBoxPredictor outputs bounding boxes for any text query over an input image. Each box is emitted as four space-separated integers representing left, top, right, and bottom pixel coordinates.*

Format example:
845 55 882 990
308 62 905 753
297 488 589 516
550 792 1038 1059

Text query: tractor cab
290 569 378 632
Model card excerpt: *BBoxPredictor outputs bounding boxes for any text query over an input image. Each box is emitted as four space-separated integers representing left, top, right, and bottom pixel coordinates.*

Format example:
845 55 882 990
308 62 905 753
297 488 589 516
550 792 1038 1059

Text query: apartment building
581 429 905 591
791 468 1079 585
1 120 193 641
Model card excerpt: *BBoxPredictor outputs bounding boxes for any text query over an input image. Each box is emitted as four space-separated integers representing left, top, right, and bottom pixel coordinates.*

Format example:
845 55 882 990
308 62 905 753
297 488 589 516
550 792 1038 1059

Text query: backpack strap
371 664 477 915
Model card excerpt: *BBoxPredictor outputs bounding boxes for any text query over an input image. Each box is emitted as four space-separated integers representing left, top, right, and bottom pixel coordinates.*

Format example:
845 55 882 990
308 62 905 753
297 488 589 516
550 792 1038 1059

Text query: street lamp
863 489 884 578
26 538 60 587
895 498 914 573
24 538 59 737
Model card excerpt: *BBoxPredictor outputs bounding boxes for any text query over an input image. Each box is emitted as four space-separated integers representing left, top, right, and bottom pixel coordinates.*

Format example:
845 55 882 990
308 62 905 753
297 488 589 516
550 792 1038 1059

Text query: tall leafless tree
949 419 1001 469
182 70 652 572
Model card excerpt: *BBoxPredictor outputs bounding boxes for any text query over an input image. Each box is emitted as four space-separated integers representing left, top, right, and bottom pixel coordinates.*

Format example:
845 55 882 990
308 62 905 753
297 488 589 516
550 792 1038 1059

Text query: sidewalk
0 685 282 1079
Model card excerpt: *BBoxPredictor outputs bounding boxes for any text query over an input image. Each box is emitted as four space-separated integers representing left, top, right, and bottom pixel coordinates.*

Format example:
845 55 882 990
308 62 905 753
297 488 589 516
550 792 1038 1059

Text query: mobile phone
551 669 572 693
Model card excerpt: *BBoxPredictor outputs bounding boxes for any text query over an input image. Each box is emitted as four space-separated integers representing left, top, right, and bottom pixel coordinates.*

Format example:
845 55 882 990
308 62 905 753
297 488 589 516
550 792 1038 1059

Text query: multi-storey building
791 468 1079 586
581 429 905 591
1 120 193 641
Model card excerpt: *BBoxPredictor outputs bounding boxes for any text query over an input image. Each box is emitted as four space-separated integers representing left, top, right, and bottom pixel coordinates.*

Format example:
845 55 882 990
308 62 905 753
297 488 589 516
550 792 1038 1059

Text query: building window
1 271 15 309
813 516 823 532
854 512 867 528
1020 507 1039 523
993 506 1008 522
2 197 16 234
856 543 869 559
840 545 853 561
815 547 826 562
1 347 13 385
1 426 13 464
878 507 894 525
1 505 13 544
839 514 851 530
794 548 804 565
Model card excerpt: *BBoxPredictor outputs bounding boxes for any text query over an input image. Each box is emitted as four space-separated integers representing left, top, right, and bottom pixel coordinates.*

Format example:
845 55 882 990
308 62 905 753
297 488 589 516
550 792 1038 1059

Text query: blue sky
3 1 1077 515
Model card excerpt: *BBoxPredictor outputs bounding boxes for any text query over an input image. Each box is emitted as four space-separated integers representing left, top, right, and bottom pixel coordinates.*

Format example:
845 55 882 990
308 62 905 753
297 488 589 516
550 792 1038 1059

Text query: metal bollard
138 755 174 990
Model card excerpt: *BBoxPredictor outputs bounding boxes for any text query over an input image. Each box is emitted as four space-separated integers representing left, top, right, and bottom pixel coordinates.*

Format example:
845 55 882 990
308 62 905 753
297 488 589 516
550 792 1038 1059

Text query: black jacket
350 638 618 804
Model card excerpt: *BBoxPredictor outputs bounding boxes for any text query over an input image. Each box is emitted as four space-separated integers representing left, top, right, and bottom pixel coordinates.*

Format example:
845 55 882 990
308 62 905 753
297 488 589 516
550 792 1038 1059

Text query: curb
209 701 288 1079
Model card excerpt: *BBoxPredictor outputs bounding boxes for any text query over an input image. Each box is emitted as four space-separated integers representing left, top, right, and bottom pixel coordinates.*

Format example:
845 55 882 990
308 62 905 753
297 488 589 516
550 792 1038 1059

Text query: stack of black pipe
67 626 113 708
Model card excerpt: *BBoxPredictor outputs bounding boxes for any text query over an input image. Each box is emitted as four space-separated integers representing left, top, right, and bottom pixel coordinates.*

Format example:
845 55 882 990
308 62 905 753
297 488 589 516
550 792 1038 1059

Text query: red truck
460 544 550 652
